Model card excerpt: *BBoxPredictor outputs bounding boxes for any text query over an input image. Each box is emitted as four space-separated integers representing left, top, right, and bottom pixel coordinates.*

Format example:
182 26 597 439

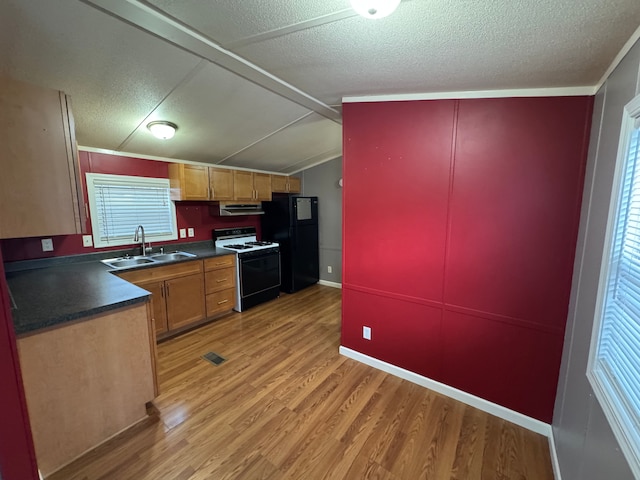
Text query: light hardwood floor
48 285 554 480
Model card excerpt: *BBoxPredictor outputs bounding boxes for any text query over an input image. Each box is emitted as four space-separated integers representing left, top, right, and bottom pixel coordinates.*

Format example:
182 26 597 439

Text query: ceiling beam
81 0 342 124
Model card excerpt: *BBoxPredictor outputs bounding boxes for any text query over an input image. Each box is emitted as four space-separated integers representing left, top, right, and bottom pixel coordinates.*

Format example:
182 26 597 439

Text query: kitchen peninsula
6 242 234 477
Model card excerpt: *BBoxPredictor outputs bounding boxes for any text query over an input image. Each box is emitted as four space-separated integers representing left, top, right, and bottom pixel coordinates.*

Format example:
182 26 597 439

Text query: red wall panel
441 310 564 422
342 96 592 422
0 250 39 480
445 97 591 327
342 288 442 380
343 100 455 302
1 151 261 262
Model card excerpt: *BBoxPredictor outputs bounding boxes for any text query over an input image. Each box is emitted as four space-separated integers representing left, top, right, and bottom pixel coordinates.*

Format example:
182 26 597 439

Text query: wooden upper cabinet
169 163 273 203
0 77 85 239
271 174 301 194
168 164 209 201
233 171 255 202
271 175 288 193
288 176 301 194
254 173 272 201
209 167 234 201
233 171 272 202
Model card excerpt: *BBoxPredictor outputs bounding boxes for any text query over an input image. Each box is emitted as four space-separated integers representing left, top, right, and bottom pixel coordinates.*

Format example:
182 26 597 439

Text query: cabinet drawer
206 289 235 317
205 267 235 294
204 255 235 271
118 260 203 284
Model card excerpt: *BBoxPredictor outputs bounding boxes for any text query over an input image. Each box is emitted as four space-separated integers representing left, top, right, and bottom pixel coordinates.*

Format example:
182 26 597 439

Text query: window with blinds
590 94 640 477
86 173 177 248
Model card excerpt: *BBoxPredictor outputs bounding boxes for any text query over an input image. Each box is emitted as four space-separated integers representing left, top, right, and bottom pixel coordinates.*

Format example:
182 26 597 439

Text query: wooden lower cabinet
138 280 168 335
17 304 156 476
119 256 235 339
166 273 205 330
203 256 236 316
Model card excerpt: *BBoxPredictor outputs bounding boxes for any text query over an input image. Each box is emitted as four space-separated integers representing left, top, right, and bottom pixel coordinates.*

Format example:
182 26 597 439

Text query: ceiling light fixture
147 121 177 140
350 0 401 19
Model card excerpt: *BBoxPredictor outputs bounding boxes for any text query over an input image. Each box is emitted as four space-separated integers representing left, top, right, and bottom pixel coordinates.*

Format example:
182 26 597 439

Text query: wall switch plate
179 228 186 238
363 326 371 340
327 266 332 273
41 238 54 252
187 228 195 238
82 235 93 247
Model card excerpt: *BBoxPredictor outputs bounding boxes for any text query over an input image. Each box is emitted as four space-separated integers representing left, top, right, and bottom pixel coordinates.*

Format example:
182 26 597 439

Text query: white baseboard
339 346 552 437
548 427 562 480
318 280 342 289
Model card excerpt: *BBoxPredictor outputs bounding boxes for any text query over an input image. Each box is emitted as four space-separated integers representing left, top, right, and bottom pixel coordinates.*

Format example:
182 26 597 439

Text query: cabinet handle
217 299 229 305
166 284 169 297
216 279 226 283
161 284 165 298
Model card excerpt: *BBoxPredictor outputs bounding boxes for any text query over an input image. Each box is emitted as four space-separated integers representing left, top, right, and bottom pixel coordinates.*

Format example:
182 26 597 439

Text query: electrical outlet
179 228 187 238
363 326 371 340
327 265 332 274
82 235 93 247
41 238 54 252
187 228 195 238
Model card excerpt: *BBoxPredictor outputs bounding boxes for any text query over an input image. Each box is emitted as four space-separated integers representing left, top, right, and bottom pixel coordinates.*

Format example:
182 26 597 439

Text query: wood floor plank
47 285 554 480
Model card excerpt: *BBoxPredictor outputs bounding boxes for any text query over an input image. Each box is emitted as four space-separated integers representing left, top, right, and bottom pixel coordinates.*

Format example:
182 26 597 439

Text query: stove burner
223 244 252 250
245 241 273 246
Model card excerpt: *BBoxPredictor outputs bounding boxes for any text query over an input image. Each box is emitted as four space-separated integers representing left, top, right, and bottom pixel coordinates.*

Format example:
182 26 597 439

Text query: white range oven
213 227 280 312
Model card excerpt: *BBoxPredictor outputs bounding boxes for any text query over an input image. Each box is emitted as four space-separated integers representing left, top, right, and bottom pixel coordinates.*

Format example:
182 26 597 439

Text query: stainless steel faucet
133 225 152 255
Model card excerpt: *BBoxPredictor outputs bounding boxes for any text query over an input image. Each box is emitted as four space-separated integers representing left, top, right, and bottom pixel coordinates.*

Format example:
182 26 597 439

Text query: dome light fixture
147 121 178 140
350 0 401 19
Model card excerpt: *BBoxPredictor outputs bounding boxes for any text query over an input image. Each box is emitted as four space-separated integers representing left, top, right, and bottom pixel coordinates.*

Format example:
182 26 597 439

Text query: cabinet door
165 273 205 331
288 177 301 194
233 171 255 201
209 167 234 201
138 280 168 336
182 165 210 200
0 77 84 238
271 175 288 193
254 173 272 201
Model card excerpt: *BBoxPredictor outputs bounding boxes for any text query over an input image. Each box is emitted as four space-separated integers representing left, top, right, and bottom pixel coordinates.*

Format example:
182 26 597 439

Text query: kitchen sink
149 251 197 262
101 251 197 269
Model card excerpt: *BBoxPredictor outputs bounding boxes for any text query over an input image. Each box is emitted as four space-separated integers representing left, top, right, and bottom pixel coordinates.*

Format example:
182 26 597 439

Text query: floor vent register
203 352 226 366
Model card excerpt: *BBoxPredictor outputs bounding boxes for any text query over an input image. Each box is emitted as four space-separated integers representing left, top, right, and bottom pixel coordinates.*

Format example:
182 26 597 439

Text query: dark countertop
6 242 234 336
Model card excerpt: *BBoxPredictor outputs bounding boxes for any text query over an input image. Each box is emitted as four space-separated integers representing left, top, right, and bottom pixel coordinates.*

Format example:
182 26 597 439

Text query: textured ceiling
0 0 638 174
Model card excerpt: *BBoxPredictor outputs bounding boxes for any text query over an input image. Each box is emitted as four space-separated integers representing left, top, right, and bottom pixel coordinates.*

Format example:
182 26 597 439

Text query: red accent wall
0 151 261 262
0 249 39 480
342 96 593 422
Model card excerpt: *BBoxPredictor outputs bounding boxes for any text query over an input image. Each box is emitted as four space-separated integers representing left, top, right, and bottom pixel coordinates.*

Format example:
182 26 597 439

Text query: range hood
219 202 265 216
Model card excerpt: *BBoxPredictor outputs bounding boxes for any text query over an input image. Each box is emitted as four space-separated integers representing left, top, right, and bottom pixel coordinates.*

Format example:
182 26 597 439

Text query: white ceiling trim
221 9 358 50
79 146 298 175
342 86 597 104
81 0 342 123
595 24 640 93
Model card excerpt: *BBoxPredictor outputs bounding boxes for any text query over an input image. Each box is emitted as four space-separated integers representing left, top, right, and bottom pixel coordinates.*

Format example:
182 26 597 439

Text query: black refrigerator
262 196 319 293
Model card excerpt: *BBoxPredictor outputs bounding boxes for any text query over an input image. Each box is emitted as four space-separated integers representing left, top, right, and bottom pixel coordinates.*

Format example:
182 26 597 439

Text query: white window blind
590 94 640 477
86 173 177 248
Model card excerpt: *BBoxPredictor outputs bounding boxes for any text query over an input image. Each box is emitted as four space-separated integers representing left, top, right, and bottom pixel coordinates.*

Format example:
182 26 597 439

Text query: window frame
588 92 640 478
86 172 178 249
